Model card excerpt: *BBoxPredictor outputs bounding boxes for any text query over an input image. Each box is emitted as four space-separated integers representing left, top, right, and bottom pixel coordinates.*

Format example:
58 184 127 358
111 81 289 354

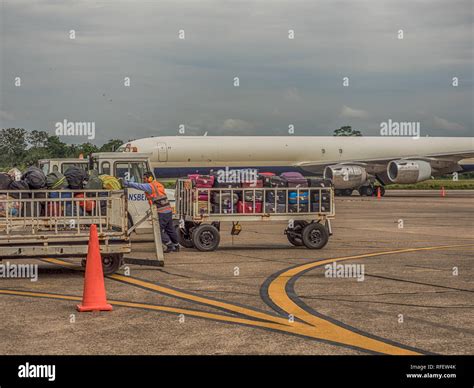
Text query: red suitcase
237 201 262 213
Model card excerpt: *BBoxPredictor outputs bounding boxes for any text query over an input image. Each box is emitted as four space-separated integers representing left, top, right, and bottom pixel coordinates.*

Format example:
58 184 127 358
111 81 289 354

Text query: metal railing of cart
175 178 335 222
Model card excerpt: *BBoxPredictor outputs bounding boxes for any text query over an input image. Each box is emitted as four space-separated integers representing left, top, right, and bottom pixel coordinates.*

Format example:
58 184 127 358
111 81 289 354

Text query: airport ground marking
38 243 473 354
0 287 411 352
265 243 474 355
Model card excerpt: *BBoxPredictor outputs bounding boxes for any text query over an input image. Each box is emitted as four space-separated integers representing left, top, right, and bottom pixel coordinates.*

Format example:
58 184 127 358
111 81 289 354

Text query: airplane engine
387 160 432 184
323 165 368 189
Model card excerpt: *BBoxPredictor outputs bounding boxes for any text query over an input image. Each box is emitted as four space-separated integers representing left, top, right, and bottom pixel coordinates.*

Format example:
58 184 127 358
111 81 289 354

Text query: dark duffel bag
312 202 331 212
8 180 31 216
243 190 264 203
31 191 46 217
46 171 68 189
211 204 236 214
280 172 308 188
307 178 333 187
267 176 287 188
289 203 309 213
0 173 13 190
22 166 46 189
264 202 287 213
311 191 331 203
8 180 30 199
212 191 239 206
64 166 88 189
85 170 103 197
265 190 287 205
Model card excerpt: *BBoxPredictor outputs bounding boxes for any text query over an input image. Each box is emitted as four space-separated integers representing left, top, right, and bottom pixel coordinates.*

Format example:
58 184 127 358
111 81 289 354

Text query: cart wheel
287 233 303 246
286 220 307 246
192 224 220 251
301 223 329 249
102 254 123 275
365 186 374 196
176 225 195 248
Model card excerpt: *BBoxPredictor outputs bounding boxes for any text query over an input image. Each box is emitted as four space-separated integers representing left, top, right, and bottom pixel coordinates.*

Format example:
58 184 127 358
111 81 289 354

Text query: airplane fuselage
121 136 474 179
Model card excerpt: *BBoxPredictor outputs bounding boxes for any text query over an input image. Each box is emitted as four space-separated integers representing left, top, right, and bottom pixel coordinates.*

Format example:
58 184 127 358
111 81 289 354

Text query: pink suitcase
195 175 215 188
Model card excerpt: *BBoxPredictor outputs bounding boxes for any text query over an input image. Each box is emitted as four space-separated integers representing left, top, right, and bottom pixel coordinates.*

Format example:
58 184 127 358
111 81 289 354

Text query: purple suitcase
280 172 308 188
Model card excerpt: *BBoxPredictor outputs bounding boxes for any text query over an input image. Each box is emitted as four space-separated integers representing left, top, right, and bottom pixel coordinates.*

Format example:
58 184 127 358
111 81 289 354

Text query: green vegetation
386 179 474 190
333 126 362 136
0 128 123 170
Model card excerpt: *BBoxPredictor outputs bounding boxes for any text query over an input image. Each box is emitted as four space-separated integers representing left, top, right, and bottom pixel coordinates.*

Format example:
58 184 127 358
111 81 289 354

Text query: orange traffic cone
377 187 381 199
441 186 446 197
76 224 112 312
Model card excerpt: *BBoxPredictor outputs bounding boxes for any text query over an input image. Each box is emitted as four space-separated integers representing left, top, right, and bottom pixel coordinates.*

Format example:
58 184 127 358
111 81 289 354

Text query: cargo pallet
174 179 335 251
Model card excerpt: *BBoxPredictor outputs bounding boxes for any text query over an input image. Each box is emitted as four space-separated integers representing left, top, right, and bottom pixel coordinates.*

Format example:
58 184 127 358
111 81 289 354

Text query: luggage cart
0 189 131 274
174 179 335 251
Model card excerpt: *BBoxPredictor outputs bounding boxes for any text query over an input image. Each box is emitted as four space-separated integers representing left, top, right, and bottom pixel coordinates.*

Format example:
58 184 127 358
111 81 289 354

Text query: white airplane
119 136 474 196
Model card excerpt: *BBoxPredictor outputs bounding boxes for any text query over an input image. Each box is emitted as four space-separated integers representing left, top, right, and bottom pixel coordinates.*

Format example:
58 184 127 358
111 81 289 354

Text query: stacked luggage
0 165 123 218
187 171 332 215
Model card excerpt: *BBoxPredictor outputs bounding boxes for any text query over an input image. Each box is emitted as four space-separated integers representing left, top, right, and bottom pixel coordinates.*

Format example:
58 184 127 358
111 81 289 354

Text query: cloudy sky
0 0 472 144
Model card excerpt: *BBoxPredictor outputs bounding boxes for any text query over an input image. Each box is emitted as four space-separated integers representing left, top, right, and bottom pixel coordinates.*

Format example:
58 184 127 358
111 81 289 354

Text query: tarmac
0 190 472 355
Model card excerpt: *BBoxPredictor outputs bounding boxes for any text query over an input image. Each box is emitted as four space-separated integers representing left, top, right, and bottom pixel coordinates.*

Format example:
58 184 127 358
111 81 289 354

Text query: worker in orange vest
124 172 180 253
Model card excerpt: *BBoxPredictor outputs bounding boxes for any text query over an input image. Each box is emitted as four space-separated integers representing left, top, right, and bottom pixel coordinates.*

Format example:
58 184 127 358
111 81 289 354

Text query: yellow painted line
43 258 79 268
43 257 292 326
267 243 474 355
0 289 346 341
109 273 293 326
0 289 285 328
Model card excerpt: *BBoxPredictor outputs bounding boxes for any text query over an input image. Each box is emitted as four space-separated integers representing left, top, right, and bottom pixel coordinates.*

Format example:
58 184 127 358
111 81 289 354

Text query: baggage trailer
0 189 131 274
174 179 335 251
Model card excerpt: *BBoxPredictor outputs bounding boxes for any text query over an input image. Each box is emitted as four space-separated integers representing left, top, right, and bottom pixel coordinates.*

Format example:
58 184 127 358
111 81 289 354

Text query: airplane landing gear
358 185 385 197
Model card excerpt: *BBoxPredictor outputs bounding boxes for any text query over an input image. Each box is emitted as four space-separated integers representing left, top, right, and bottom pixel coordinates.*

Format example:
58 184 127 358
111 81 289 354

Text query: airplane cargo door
156 142 168 162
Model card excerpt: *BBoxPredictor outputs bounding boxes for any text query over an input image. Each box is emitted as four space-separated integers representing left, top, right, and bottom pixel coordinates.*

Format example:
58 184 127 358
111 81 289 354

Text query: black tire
365 186 374 196
101 254 123 275
343 189 353 196
301 223 329 249
192 224 220 252
286 220 307 246
335 189 343 196
176 223 195 248
358 186 367 196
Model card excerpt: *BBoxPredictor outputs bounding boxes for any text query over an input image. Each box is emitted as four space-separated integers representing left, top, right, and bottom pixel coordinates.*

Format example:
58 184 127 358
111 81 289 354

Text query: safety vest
145 180 171 212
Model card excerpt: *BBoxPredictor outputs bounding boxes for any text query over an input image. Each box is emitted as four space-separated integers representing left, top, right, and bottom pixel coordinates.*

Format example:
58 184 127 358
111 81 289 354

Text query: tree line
0 128 123 170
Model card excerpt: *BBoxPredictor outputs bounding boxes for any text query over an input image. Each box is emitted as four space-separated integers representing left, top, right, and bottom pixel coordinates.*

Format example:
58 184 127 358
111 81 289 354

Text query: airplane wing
295 150 474 176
